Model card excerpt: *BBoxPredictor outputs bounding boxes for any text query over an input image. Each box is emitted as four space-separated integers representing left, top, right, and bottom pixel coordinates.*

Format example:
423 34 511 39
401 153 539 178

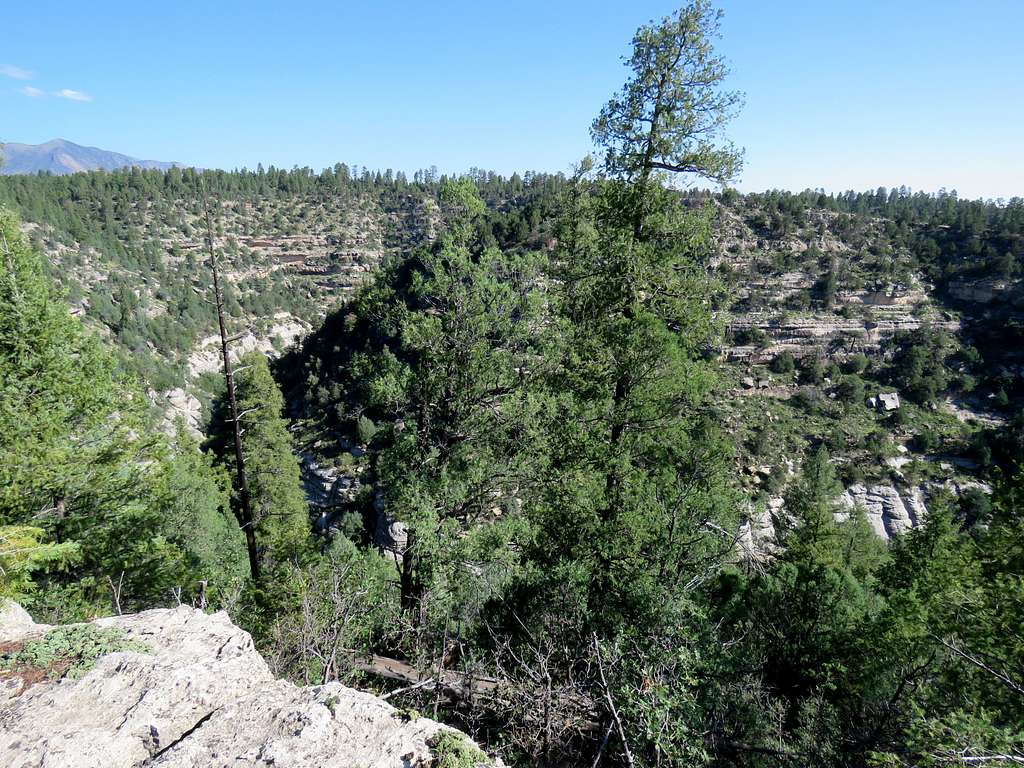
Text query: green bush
427 731 489 768
800 357 827 385
836 375 865 404
735 327 768 347
0 625 151 681
914 429 940 452
844 354 869 374
770 351 796 374
357 414 378 445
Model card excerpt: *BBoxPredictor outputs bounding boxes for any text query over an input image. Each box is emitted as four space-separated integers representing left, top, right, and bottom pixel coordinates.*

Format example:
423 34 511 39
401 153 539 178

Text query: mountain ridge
0 138 181 175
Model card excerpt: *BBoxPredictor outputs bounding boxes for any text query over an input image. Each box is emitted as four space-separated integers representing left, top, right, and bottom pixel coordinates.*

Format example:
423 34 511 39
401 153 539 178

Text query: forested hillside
0 164 561 428
1 2 1022 766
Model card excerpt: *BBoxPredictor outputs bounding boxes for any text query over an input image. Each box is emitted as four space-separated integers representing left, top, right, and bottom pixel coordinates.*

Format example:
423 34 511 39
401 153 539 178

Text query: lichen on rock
0 600 495 768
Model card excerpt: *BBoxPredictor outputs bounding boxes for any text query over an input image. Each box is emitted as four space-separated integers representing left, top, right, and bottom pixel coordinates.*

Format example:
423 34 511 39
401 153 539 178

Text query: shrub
844 355 869 375
791 388 823 413
959 487 992 528
913 429 940 453
735 327 768 347
356 414 378 445
800 357 827 385
427 731 490 768
836 375 865 404
0 625 150 682
770 351 795 374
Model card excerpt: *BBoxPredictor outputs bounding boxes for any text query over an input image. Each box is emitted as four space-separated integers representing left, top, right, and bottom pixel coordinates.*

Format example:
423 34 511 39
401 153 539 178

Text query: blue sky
2 0 1021 199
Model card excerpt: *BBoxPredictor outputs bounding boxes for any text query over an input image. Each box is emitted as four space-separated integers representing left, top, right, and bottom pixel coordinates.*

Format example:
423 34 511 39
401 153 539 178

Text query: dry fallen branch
380 677 436 700
592 633 635 768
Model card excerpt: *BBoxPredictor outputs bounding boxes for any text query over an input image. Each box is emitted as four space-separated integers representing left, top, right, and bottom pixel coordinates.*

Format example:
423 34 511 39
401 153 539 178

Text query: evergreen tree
155 424 246 595
341 178 546 624
591 0 742 186
781 444 843 564
709 446 891 766
529 0 742 632
509 4 747 764
870 478 1024 766
229 351 310 572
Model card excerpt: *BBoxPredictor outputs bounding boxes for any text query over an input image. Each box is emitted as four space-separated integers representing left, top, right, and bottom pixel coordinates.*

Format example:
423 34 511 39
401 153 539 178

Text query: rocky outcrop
867 392 900 411
186 314 308 380
737 497 783 560
739 481 932 560
300 452 353 510
725 313 959 363
0 603 492 768
157 387 204 435
837 483 928 538
948 277 1018 305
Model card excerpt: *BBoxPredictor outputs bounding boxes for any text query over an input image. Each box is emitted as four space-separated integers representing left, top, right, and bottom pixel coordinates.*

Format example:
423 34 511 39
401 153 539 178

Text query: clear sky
2 0 1021 199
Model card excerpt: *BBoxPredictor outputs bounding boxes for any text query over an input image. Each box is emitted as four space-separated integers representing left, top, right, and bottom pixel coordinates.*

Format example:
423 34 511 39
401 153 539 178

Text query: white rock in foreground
0 603 490 768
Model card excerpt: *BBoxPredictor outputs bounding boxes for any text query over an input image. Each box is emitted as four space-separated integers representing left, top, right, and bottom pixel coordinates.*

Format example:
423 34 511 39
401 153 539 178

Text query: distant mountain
0 139 181 175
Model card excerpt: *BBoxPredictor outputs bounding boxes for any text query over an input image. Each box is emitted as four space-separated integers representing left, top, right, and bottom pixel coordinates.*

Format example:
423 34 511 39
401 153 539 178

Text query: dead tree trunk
203 189 261 583
399 531 423 619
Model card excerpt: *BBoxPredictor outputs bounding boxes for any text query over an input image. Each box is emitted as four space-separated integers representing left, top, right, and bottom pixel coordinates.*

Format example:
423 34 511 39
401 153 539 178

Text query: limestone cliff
0 601 492 768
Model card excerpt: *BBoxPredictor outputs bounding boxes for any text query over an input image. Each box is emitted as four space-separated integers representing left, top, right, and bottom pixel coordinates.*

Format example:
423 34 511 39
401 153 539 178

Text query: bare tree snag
202 186 261 583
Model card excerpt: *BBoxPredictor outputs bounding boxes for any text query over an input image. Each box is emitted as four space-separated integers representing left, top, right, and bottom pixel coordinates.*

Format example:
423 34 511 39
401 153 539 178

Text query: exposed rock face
740 482 933 561
725 313 959 364
158 387 204 435
838 484 928 538
373 508 409 559
948 277 1017 305
299 452 347 510
0 603 491 768
186 314 308 380
737 497 783 560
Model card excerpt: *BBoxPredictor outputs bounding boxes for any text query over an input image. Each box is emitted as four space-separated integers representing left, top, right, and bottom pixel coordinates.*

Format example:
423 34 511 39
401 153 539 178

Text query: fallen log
348 651 600 730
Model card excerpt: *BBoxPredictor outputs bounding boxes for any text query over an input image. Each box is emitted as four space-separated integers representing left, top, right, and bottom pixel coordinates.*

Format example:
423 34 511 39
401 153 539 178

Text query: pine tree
510 6 747 762
531 0 743 630
340 178 546 619
155 424 246 593
231 351 310 571
871 477 1024 764
781 444 843 564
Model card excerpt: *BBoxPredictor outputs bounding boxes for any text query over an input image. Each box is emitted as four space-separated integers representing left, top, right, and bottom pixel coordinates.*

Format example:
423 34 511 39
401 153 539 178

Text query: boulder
161 388 203 435
736 499 781 561
372 489 409 557
878 392 900 411
299 452 342 508
0 600 41 643
0 602 492 768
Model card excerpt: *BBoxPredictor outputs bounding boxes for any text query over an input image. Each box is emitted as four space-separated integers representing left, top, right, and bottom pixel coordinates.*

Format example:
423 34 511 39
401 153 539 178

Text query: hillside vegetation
1 3 1023 767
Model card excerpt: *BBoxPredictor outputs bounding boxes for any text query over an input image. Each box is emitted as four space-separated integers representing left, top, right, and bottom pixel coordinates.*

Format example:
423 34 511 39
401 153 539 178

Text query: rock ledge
0 602 489 768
